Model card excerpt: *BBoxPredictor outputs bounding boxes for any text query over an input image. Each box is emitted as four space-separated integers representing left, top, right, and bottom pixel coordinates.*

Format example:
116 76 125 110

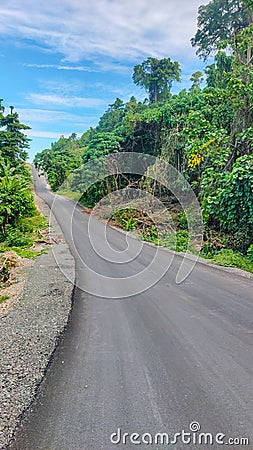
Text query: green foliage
4 228 33 248
176 211 188 230
190 71 204 90
0 162 36 235
247 244 253 261
205 52 234 88
0 100 48 268
34 135 83 191
111 208 158 239
0 209 48 256
0 100 30 164
0 245 45 258
0 295 10 304
141 225 158 243
209 249 253 273
83 132 121 163
111 209 139 231
133 57 181 102
98 98 125 132
202 155 253 236
191 0 250 60
33 4 253 273
158 230 189 252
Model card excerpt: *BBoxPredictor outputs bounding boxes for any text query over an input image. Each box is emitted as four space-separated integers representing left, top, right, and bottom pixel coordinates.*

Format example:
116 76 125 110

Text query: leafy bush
202 155 253 236
177 211 188 230
17 214 48 235
4 228 33 248
0 163 36 235
175 230 190 252
202 229 252 256
158 230 189 252
141 226 159 243
247 244 253 262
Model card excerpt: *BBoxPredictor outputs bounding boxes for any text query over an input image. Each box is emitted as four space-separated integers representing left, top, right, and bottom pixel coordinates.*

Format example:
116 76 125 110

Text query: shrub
4 228 33 248
247 244 253 262
202 155 253 236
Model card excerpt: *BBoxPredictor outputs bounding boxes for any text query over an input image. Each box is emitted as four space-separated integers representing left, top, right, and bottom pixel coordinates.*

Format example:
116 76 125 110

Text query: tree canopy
34 0 253 265
0 100 39 241
191 0 251 60
132 57 181 102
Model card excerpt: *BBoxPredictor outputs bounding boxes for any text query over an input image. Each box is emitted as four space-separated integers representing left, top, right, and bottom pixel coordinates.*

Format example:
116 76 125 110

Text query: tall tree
191 0 251 60
0 105 30 165
98 98 125 133
132 57 181 103
190 71 204 90
205 52 234 88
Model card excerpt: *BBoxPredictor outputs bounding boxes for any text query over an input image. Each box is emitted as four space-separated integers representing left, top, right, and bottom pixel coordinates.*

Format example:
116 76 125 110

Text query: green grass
57 189 82 201
13 247 46 258
205 249 253 273
57 198 253 275
0 211 48 260
0 244 46 259
0 294 10 304
135 226 253 274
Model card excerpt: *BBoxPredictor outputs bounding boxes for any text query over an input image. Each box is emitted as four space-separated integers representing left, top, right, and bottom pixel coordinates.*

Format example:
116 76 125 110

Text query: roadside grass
0 294 10 304
109 208 253 275
0 212 48 286
140 231 253 274
205 249 253 274
0 246 46 259
57 189 81 202
150 233 253 274
2 213 48 249
59 194 253 276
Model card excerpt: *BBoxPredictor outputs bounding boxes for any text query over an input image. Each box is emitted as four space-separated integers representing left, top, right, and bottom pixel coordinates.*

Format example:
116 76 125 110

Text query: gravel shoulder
0 195 75 449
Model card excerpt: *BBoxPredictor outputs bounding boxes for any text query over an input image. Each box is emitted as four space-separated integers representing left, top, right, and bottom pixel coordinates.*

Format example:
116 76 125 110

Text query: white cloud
26 130 66 139
26 130 85 139
0 0 209 63
17 108 97 125
23 63 98 72
25 93 107 108
93 61 131 74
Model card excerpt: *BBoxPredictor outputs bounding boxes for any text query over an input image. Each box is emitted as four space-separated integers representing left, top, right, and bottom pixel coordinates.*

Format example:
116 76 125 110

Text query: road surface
10 170 253 449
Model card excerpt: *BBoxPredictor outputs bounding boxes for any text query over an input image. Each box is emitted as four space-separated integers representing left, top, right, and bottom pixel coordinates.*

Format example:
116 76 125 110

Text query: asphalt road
10 170 253 449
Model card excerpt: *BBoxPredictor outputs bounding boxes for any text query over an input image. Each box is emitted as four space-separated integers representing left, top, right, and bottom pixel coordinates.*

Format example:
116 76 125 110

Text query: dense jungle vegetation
34 0 253 271
0 100 46 287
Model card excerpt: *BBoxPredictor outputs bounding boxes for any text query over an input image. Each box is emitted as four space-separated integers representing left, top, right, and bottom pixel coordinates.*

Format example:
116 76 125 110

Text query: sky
0 0 209 161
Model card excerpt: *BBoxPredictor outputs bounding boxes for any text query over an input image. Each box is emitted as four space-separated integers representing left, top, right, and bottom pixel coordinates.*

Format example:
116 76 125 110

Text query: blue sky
0 0 208 161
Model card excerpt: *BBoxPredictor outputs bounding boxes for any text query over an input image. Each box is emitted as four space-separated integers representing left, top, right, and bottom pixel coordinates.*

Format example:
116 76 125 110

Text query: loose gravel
0 197 75 449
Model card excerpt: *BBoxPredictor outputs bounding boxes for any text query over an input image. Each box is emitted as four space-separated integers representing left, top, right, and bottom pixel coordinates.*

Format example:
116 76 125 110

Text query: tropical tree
0 102 30 165
0 162 35 235
82 132 121 163
190 71 204 90
132 57 181 102
205 52 234 88
98 98 125 132
191 0 251 60
34 135 83 191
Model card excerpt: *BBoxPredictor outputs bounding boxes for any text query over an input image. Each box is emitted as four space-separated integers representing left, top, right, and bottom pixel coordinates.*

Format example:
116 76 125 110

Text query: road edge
0 194 75 450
